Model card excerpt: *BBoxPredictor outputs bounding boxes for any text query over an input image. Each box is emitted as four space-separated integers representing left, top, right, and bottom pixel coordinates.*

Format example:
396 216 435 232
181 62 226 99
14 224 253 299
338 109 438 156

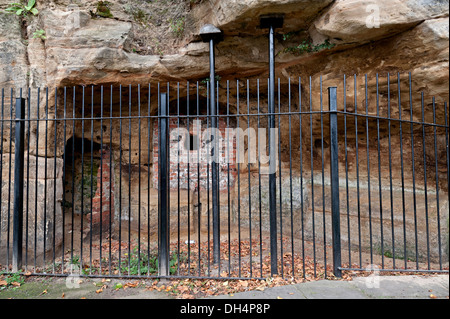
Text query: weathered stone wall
1 154 63 263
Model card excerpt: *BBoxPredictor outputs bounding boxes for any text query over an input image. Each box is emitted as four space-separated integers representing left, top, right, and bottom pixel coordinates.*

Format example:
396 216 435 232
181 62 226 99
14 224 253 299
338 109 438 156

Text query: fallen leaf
178 285 189 293
96 288 103 294
277 296 283 299
61 293 65 298
40 289 48 295
429 294 437 299
0 280 7 286
24 271 32 276
125 281 139 288
11 282 21 287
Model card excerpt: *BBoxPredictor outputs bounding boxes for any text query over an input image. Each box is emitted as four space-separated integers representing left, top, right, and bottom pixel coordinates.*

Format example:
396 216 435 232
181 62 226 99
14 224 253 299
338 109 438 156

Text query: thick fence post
328 87 342 278
200 24 223 264
12 96 25 272
158 92 170 277
261 14 284 276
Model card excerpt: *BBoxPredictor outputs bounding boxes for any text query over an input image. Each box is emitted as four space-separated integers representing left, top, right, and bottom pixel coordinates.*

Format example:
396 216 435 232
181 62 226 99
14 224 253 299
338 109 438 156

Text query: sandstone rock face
0 13 28 88
0 0 448 267
312 0 449 45
188 0 334 36
1 0 447 101
1 154 64 263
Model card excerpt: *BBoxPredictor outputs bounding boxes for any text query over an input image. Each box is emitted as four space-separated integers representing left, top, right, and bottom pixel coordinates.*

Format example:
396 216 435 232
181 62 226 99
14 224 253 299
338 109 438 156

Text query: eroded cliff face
0 0 448 114
0 0 447 97
0 0 449 263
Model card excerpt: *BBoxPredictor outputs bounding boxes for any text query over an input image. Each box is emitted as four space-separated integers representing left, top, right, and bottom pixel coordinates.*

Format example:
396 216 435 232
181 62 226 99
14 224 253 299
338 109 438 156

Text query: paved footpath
0 274 448 300
208 275 449 299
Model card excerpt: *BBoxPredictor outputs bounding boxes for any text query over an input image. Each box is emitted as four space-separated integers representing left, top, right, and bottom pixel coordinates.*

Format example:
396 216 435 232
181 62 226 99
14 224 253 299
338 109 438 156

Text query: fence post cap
259 14 284 29
199 24 223 43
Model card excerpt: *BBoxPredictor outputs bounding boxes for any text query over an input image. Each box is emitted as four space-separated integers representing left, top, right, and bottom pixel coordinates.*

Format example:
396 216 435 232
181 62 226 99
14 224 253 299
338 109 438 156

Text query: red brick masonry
88 147 114 231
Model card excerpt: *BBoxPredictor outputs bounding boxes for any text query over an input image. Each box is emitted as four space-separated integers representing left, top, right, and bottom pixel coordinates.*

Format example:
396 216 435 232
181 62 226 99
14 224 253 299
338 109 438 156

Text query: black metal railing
0 73 448 280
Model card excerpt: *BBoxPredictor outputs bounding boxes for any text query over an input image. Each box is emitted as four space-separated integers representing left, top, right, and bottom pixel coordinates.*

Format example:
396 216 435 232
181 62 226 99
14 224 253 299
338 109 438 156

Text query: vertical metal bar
34 88 40 271
247 79 253 277
44 87 49 269
186 82 191 274
444 102 449 270
408 73 418 269
12 95 25 272
118 84 122 276
109 85 113 274
147 83 151 276
421 92 430 270
70 87 74 266
398 73 407 270
209 38 220 265
128 84 132 275
387 73 396 269
216 79 221 277
364 74 373 266
432 97 442 269
149 83 153 276
206 80 211 275
236 80 241 277
309 76 316 276
176 82 180 276
344 75 351 267
328 87 341 278
138 84 141 275
376 74 384 269
288 77 294 276
196 81 201 277
62 87 67 274
7 89 13 269
167 82 171 274
0 89 4 260
278 78 283 278
320 76 327 277
227 80 231 276
354 75 362 268
268 23 278 276
89 86 94 274
99 86 104 273
25 88 31 270
158 92 169 276
53 88 58 273
299 77 306 278
79 87 84 273
257 78 262 277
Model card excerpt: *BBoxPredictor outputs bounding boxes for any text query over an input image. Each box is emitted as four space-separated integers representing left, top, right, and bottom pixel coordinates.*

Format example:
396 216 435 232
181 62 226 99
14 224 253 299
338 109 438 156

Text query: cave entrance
63 136 103 236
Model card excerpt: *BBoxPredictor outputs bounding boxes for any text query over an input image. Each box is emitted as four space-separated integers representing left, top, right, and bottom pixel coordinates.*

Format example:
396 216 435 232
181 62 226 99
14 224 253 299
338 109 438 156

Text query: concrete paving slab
291 280 367 299
210 284 306 299
349 275 449 299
